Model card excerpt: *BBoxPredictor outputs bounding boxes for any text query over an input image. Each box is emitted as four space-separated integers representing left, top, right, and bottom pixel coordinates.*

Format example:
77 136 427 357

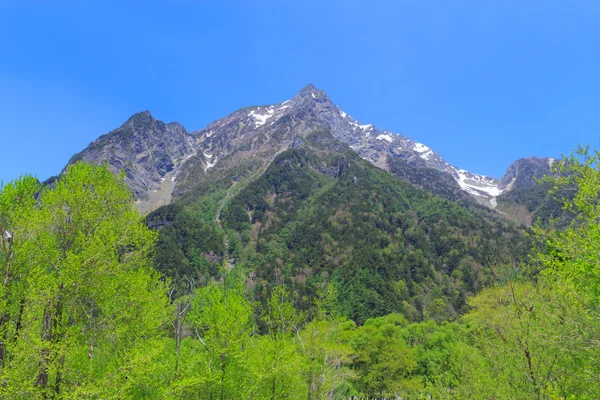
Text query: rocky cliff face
497 157 555 192
66 111 202 211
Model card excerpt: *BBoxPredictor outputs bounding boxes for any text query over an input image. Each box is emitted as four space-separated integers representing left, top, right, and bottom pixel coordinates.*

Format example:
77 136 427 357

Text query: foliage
0 163 169 398
5 143 600 398
218 147 526 323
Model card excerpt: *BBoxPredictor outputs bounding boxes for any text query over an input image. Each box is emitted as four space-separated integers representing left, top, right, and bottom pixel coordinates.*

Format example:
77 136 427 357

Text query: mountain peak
299 83 317 93
291 83 331 105
129 110 153 120
498 156 554 192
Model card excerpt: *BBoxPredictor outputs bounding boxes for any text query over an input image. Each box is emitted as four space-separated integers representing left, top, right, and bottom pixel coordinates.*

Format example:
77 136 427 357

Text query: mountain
183 84 505 205
148 131 527 322
66 110 200 212
495 157 574 227
66 84 513 212
497 156 555 191
60 84 552 321
65 84 567 230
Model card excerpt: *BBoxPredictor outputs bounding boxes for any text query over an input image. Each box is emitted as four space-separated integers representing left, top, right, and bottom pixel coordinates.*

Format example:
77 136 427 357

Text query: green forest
1 147 600 399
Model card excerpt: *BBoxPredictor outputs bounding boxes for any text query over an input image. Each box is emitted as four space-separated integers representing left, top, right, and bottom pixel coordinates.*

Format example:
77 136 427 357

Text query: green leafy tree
0 163 169 399
171 273 253 399
248 286 307 399
531 146 600 393
344 314 421 398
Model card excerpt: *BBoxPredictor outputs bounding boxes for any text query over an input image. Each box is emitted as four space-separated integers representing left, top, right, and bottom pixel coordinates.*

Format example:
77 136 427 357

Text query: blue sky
1 0 599 183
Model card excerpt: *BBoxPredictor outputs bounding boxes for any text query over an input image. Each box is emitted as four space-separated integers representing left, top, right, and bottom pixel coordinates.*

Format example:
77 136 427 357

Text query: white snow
311 92 316 99
203 151 213 159
248 108 275 127
204 158 217 172
340 110 347 118
376 134 393 143
160 177 166 183
359 124 373 131
171 176 176 182
282 100 290 105
454 169 502 198
248 104 290 128
420 150 434 161
206 130 214 138
413 143 429 153
548 158 555 168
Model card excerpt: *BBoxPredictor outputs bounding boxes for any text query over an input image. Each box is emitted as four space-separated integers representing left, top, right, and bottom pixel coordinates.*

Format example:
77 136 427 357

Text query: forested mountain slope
56 84 550 323
149 130 528 323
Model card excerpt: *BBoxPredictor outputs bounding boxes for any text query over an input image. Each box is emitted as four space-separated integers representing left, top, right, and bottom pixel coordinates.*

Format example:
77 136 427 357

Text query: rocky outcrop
66 111 199 202
498 157 554 192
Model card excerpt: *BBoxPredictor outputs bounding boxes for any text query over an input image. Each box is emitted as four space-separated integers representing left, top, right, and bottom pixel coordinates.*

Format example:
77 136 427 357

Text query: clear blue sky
1 0 599 183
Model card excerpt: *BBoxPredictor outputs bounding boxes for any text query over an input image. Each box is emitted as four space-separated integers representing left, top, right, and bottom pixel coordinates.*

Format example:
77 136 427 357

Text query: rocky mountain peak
498 156 554 192
66 111 197 211
291 83 332 104
124 110 154 126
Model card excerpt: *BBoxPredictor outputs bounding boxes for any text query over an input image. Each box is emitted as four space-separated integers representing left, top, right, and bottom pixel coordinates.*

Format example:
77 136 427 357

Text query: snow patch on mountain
376 133 393 143
248 108 275 127
414 143 429 153
453 168 502 198
420 150 434 161
204 158 217 172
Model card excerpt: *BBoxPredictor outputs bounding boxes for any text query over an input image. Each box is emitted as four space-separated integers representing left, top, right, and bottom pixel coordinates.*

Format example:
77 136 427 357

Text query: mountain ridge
64 84 554 215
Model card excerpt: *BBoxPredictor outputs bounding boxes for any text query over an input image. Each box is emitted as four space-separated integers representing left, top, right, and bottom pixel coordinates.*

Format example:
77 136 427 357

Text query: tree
248 286 307 399
531 146 600 392
170 272 253 399
538 146 600 303
465 282 587 399
0 175 41 368
344 314 420 398
0 163 169 398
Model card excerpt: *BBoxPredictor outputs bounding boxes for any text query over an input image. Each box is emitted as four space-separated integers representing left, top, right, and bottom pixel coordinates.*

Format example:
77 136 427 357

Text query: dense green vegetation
1 146 599 398
387 157 472 205
154 140 527 324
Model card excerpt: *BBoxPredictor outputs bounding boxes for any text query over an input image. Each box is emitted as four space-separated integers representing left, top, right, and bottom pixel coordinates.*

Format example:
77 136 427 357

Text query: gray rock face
66 111 198 201
498 157 555 192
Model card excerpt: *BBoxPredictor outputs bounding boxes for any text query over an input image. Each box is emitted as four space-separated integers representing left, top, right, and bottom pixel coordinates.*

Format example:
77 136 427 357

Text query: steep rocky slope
498 157 555 191
66 111 202 211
